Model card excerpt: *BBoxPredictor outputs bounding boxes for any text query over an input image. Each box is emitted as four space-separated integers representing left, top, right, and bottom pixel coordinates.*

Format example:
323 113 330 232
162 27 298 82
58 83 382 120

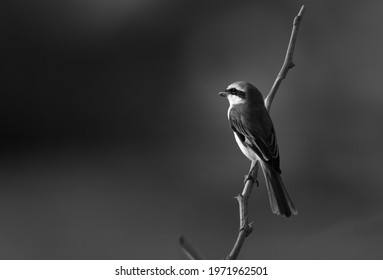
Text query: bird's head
218 81 262 106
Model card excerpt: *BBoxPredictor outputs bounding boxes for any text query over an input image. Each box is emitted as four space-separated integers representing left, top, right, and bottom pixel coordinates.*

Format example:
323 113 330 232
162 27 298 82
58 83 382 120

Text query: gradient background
2 0 383 259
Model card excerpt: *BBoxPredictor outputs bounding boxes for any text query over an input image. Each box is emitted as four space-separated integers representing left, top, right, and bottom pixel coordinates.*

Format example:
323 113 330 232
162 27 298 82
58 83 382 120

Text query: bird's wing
229 114 281 173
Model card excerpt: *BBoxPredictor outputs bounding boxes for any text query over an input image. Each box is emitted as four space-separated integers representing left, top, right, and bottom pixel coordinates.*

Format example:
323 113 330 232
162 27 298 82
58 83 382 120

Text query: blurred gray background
1 0 383 259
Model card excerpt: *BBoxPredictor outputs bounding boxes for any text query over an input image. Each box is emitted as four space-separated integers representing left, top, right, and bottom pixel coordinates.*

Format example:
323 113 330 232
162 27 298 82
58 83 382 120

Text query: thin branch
265 5 306 112
226 5 305 260
226 161 259 260
179 235 204 260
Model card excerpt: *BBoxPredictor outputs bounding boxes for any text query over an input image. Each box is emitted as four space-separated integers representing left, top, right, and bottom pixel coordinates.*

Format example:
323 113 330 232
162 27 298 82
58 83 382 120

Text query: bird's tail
260 162 297 217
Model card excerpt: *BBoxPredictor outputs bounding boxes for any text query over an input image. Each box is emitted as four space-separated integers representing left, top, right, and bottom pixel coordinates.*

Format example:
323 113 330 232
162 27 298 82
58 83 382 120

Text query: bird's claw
243 174 252 184
243 175 259 186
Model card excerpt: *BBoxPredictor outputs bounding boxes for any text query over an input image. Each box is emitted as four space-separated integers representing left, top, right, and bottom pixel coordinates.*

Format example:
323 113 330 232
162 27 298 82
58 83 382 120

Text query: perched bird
219 81 297 217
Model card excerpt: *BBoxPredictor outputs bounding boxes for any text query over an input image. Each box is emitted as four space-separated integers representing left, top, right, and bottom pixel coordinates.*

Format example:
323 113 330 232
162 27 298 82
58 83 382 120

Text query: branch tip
298 5 306 16
265 5 305 112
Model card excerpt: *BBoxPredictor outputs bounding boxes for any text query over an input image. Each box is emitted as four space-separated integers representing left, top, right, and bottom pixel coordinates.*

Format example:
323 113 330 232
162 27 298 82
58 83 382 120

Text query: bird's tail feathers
260 162 297 217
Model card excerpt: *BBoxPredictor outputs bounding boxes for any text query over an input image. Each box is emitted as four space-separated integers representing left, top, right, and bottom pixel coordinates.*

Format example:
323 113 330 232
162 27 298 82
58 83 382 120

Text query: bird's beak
218 91 228 97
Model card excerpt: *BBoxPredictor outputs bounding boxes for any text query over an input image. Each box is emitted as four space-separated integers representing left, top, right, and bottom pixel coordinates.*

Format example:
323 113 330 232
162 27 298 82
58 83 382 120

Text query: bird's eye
230 88 237 94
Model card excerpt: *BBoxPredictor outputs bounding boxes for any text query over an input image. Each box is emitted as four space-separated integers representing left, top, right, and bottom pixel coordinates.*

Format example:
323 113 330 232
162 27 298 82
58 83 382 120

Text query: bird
219 81 297 217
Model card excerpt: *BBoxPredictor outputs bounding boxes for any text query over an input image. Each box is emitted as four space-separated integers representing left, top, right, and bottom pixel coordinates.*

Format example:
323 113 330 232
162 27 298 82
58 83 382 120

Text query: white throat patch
227 94 245 119
227 94 245 106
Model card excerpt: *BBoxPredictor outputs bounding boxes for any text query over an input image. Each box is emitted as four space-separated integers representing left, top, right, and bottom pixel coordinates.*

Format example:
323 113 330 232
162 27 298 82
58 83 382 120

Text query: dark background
1 0 383 259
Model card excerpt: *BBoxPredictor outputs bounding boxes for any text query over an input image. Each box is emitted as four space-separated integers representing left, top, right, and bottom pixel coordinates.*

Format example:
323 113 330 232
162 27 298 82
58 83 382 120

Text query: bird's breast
233 132 259 161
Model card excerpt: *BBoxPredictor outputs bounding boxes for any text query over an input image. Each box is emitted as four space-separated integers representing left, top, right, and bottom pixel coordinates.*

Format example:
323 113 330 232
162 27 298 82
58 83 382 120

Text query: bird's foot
243 174 259 186
243 174 252 184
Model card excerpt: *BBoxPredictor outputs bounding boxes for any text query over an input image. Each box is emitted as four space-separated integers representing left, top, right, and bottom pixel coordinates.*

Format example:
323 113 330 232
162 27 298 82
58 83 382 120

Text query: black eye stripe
227 88 245 98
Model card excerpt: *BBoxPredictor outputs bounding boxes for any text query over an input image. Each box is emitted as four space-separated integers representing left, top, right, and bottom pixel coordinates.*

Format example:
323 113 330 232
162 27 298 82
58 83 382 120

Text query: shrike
219 81 297 217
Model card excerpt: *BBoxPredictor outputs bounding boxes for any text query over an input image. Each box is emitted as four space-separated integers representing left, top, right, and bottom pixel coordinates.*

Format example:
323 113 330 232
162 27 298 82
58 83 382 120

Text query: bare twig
265 5 306 112
226 161 259 260
226 5 305 260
